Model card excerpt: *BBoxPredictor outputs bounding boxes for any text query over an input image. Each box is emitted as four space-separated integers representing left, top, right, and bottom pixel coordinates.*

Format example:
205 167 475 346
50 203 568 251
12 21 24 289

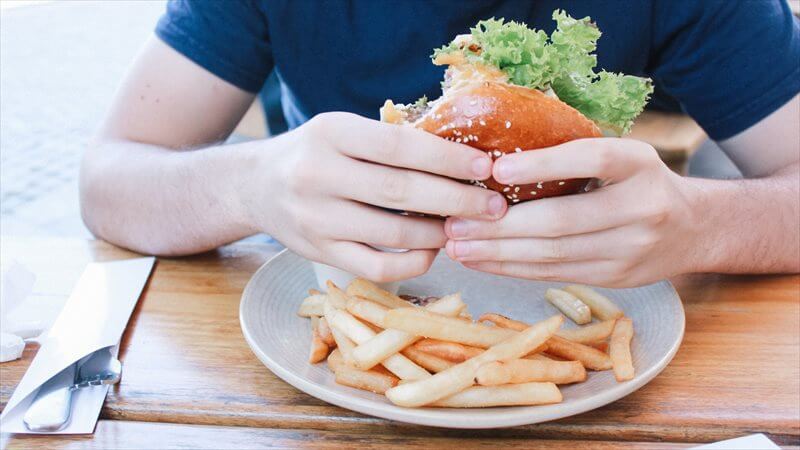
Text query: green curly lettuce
432 10 653 135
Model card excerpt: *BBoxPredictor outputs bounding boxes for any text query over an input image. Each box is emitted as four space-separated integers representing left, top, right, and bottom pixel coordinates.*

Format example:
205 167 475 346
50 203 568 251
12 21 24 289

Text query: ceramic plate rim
240 249 685 429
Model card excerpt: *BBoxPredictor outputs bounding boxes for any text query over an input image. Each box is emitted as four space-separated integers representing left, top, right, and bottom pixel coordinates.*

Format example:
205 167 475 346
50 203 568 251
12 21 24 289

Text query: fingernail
471 157 491 178
488 194 505 217
494 160 514 183
452 241 470 258
449 219 470 238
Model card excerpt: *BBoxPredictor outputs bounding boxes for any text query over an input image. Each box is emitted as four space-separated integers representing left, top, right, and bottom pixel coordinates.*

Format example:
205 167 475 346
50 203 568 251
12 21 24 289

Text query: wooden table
1 237 798 449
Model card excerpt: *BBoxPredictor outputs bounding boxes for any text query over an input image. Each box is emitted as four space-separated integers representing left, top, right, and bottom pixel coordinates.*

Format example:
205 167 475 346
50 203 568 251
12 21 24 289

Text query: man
80 1 799 287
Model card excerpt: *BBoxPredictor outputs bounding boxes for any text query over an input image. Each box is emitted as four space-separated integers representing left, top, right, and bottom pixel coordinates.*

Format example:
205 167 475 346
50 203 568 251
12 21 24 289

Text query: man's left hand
444 138 703 287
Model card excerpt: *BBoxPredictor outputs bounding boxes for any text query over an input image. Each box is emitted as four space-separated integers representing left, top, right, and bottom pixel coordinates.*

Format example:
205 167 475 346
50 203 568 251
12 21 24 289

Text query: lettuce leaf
432 10 653 135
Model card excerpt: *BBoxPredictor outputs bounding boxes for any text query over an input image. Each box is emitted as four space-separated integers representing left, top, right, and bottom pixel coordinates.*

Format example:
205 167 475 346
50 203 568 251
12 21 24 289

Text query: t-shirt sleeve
155 0 273 93
649 0 800 140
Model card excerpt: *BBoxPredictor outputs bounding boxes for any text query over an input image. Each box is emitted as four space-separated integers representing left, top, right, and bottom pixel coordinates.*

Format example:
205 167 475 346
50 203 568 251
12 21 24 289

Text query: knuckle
374 124 403 161
541 207 567 237
544 239 566 262
377 171 411 205
363 256 392 283
383 223 409 248
593 144 616 174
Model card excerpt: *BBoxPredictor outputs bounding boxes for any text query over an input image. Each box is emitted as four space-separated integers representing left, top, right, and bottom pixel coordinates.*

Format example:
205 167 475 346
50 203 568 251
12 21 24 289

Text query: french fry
545 288 591 324
346 278 415 309
556 320 616 344
588 341 609 353
328 323 357 367
412 339 484 363
317 317 336 347
325 280 350 309
609 317 635 381
309 329 330 363
475 359 586 385
297 294 328 317
334 365 399 394
545 335 612 371
327 306 431 380
478 313 528 332
563 285 624 320
384 315 563 408
525 352 557 362
401 347 455 373
350 294 465 370
383 308 516 348
327 349 344 372
431 382 562 408
347 297 390 328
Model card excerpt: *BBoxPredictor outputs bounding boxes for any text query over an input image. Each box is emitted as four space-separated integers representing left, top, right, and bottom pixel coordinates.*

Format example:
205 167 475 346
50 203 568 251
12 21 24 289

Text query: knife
22 363 77 431
22 347 122 432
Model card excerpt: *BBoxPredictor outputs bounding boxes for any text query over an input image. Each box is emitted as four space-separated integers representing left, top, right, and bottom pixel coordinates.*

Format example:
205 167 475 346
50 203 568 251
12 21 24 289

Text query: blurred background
1 0 797 240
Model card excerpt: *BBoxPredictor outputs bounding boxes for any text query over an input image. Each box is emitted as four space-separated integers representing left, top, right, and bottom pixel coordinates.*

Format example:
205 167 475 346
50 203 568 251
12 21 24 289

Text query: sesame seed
455 138 462 143
479 120 486 126
558 181 565 185
512 198 520 203
473 136 479 141
530 191 537 195
467 119 473 127
503 187 510 192
537 183 543 189
505 121 511 129
514 147 522 153
514 187 520 193
512 193 518 198
493 150 502 157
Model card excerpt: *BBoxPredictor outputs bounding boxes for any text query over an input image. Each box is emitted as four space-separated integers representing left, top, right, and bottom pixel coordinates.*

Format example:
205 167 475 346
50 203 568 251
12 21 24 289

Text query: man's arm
81 37 260 255
689 94 800 273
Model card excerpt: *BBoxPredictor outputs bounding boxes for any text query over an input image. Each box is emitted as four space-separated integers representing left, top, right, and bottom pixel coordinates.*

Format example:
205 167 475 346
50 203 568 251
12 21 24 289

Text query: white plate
240 250 684 429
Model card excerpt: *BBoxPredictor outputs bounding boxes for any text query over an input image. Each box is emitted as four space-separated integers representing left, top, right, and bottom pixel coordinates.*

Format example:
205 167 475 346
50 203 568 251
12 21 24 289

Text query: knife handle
23 364 76 431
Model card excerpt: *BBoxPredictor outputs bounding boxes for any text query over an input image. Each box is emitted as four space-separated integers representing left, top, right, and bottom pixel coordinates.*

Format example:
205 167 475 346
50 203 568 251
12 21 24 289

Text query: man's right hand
242 112 506 282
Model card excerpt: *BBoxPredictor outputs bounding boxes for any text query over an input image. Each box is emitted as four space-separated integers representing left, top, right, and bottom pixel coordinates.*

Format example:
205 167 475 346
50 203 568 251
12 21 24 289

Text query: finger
445 225 634 262
446 184 634 239
323 241 437 282
462 260 618 286
317 112 493 180
492 138 654 185
327 201 447 249
335 159 507 220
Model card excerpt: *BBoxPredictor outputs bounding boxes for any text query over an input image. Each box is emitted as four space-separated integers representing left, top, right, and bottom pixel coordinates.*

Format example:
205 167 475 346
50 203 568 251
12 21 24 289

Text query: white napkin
692 433 781 449
0 260 38 362
0 257 155 434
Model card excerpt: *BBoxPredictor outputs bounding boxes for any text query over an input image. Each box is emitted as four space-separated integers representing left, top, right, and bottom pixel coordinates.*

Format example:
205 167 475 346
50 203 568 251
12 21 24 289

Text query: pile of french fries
298 278 635 408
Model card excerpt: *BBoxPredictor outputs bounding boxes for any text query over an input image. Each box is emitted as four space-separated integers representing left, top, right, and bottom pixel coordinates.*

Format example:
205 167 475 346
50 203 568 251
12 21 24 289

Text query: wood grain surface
1 420 710 450
1 238 798 447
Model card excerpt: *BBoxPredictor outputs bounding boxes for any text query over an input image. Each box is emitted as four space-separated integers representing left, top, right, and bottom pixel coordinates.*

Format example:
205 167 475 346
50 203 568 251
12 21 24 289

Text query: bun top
415 81 601 154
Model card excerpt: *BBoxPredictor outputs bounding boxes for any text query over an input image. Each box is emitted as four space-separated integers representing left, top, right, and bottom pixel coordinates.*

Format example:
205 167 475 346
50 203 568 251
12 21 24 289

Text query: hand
443 138 701 287
245 112 507 282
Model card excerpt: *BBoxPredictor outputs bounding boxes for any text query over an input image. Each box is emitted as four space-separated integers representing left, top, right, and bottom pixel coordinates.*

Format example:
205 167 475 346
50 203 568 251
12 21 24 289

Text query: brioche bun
383 81 602 203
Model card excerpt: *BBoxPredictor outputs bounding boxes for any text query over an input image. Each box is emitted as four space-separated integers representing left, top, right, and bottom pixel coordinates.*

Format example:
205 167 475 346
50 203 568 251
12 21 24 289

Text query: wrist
226 139 272 236
679 176 728 273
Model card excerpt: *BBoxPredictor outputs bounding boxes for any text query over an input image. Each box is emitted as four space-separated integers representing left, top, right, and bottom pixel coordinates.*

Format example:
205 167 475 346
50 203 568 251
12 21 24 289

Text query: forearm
80 138 270 256
687 162 800 274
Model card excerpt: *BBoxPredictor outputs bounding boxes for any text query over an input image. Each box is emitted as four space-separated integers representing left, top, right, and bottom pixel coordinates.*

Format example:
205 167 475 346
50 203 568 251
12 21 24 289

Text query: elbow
79 139 111 243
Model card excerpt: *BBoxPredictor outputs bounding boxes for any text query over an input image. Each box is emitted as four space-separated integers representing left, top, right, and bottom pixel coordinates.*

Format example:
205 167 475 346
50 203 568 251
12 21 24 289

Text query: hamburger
381 10 653 203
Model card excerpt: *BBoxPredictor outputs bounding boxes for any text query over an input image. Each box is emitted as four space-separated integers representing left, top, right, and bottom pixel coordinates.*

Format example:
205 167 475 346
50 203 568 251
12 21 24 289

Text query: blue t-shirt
156 0 799 141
